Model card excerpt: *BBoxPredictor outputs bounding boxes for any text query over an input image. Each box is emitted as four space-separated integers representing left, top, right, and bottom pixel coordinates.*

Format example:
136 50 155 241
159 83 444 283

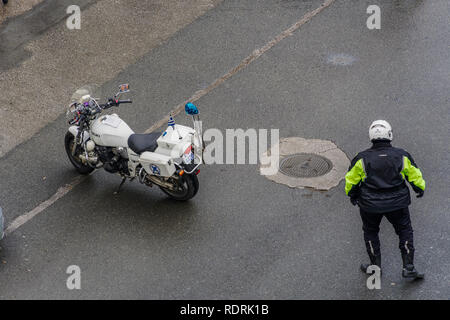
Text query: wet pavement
0 0 448 299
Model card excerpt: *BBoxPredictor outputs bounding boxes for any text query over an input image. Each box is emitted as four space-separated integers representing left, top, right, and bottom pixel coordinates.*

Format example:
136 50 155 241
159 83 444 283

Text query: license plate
183 151 194 164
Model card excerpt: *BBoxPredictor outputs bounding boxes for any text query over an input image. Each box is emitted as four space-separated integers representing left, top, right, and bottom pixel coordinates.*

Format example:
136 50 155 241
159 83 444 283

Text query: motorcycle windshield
67 84 99 120
70 84 98 104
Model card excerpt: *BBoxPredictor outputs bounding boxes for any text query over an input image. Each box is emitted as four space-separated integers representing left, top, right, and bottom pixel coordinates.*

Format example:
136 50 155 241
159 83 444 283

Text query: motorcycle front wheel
159 174 199 201
64 131 95 175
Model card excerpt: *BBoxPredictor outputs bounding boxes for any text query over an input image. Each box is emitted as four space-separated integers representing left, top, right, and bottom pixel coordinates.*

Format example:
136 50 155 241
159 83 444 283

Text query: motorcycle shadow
80 173 200 228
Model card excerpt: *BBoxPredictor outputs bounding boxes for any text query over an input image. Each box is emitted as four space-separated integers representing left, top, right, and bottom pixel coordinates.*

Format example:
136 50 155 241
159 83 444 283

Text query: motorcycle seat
127 132 161 154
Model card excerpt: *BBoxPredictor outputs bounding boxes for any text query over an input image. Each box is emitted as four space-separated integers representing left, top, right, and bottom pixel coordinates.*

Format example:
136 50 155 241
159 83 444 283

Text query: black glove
350 197 358 206
416 190 424 198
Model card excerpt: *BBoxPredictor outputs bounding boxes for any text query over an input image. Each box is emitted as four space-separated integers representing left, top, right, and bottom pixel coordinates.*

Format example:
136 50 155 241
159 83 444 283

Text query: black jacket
345 140 426 213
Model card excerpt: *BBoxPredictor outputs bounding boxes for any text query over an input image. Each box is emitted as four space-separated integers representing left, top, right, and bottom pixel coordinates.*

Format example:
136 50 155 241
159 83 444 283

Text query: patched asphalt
0 0 221 157
0 0 449 299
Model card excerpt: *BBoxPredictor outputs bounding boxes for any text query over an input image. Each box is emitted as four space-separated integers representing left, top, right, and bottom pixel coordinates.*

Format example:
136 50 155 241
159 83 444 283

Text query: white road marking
3 0 335 237
4 175 86 236
145 0 335 133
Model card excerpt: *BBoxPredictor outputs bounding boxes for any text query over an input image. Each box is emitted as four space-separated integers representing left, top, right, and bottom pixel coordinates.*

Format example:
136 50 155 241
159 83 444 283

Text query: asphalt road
0 0 449 299
0 0 220 157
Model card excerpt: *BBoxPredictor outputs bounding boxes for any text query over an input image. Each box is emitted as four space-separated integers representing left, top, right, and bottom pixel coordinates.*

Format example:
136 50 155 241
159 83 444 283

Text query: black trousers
360 207 414 257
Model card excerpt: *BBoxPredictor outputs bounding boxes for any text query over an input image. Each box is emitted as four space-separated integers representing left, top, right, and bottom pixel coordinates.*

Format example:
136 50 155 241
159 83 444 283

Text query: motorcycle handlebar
68 98 133 124
117 99 132 104
100 99 133 109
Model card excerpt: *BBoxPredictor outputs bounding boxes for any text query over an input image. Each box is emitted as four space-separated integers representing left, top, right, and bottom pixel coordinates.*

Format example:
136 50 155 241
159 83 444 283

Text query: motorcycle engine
97 146 128 174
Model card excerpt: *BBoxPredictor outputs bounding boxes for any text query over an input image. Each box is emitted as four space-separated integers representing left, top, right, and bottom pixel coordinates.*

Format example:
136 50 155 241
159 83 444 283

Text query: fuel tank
90 114 134 147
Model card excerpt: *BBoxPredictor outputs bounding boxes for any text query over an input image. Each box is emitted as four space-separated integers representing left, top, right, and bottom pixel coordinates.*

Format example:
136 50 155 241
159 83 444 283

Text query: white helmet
369 120 393 141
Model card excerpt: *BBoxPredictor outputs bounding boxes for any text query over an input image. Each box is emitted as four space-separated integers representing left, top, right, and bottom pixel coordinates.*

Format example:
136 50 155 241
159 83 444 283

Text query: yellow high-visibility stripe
401 156 426 191
345 159 366 195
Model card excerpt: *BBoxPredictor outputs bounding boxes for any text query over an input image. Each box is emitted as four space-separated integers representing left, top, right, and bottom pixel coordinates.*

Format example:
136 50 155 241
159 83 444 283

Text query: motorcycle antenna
168 113 182 139
168 114 175 127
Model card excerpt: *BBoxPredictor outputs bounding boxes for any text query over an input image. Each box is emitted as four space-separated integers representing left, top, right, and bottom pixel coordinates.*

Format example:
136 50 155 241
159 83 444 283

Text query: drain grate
279 153 333 178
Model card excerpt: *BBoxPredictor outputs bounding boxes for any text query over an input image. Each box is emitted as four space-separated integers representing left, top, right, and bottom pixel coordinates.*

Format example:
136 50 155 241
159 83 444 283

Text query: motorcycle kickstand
114 177 127 195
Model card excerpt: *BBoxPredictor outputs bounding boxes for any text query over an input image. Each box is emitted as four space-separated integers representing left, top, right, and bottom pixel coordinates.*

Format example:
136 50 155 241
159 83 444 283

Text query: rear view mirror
119 84 130 93
116 84 130 97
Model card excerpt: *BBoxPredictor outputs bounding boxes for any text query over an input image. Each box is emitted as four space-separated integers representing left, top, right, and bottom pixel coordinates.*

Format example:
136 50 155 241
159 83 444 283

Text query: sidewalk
0 0 43 25
0 0 221 157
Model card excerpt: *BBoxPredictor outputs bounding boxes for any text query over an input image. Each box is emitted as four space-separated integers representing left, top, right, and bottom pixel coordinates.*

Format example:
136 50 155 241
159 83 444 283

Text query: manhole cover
279 153 333 178
260 137 350 190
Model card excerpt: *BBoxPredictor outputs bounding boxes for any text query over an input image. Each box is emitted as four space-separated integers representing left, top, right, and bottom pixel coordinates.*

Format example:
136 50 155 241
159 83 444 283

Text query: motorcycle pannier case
139 152 176 177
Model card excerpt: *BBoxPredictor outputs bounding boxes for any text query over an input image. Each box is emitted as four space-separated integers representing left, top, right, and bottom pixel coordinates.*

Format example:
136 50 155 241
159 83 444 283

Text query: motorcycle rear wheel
64 132 95 175
159 174 199 201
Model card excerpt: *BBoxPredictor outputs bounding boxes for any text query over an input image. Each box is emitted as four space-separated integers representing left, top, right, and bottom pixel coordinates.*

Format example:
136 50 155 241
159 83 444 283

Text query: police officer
345 120 425 279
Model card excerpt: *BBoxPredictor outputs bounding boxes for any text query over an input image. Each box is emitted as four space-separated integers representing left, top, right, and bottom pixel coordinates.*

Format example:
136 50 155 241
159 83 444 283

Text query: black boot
360 253 381 274
401 251 424 280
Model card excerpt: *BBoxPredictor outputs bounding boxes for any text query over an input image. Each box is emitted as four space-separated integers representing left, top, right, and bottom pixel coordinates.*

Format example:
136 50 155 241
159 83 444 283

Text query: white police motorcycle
65 84 204 201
